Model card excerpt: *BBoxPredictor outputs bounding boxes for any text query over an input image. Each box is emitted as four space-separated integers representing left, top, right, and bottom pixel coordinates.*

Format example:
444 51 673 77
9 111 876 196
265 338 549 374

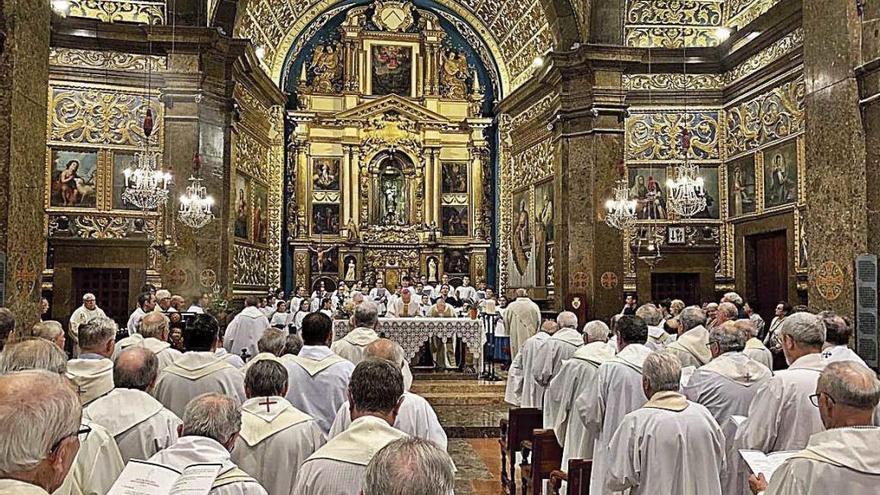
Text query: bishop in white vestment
504 289 542 359
576 315 653 495
604 352 725 495
293 359 408 495
224 299 271 361
83 347 181 463
232 360 326 495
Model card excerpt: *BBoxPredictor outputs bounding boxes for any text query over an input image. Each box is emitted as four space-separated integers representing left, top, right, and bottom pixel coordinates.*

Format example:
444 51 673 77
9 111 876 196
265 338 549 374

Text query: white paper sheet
738 449 799 481
107 460 222 495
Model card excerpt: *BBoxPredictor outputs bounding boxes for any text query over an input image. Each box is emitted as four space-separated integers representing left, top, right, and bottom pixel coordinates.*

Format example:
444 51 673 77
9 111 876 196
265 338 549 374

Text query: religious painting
627 168 668 220
311 247 338 274
50 148 98 208
313 203 340 235
253 183 269 245
692 167 720 219
112 152 152 211
313 157 340 191
511 188 531 275
535 180 555 243
444 249 470 275
763 139 798 209
234 174 249 239
371 45 412 96
441 206 468 236
728 154 757 216
309 42 343 93
442 162 468 193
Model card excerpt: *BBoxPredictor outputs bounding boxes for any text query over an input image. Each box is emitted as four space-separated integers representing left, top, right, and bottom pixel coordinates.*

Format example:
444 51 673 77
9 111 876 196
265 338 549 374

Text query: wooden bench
499 408 542 494
549 459 593 495
520 429 563 495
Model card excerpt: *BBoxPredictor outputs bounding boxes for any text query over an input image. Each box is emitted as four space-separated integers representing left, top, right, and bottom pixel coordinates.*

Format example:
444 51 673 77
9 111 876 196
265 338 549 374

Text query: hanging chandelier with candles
605 178 638 230
178 154 215 229
122 108 171 210
666 128 707 218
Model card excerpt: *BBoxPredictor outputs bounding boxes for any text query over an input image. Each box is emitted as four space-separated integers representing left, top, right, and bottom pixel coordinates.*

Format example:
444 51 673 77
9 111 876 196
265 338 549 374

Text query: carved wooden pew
499 408 542 494
520 429 563 495
549 459 593 495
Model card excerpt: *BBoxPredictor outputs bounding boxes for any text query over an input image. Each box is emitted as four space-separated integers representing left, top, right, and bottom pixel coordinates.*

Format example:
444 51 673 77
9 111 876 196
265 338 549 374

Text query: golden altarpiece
286 3 493 292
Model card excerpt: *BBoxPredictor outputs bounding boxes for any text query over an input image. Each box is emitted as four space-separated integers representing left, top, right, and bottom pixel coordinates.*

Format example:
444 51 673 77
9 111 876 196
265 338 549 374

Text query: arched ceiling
234 0 560 95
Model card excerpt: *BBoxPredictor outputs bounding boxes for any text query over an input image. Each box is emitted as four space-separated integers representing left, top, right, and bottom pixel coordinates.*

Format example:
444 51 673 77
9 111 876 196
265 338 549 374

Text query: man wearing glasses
748 361 880 494
0 370 85 494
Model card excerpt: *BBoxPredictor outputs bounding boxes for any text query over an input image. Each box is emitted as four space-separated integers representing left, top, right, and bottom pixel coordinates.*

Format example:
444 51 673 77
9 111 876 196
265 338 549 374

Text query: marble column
0 0 51 324
802 0 867 315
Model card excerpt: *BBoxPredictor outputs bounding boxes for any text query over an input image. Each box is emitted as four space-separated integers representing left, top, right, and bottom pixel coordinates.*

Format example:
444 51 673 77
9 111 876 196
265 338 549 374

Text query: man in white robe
509 320 557 409
453 276 477 303
239 328 287 376
186 294 209 314
732 313 828 494
83 347 181 463
820 311 868 367
387 288 422 318
533 312 583 392
368 280 389 316
504 288 541 359
68 293 106 344
604 351 725 495
328 339 447 450
683 323 771 434
111 312 182 371
575 315 653 495
636 303 671 351
66 317 116 405
232 360 326 495
153 314 246 418
224 296 271 361
749 361 880 495
738 319 774 369
126 292 156 335
282 312 356 433
294 359 408 495
543 321 614 489
148 394 268 494
666 306 712 368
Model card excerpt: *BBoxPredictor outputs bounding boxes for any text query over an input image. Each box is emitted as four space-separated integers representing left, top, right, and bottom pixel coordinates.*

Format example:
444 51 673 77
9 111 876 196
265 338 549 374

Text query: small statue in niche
427 257 439 283
440 50 469 99
310 43 342 93
345 258 357 281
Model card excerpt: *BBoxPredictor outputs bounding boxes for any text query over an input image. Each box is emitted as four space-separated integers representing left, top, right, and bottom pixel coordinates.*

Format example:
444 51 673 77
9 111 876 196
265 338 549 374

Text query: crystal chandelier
604 179 638 230
178 154 215 229
666 129 707 218
122 108 171 210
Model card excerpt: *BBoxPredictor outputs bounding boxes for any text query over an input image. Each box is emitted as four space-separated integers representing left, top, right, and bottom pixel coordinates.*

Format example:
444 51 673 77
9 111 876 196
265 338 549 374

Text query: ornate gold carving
626 26 722 48
623 73 724 91
627 0 722 26
49 87 163 148
511 94 557 131
361 226 422 245
814 261 845 301
47 213 154 240
372 1 416 32
725 29 803 85
233 244 269 287
364 248 420 269
725 76 805 157
295 251 309 286
233 129 270 182
727 0 782 30
68 0 166 25
439 50 470 100
49 48 166 72
512 138 554 185
307 42 343 94
626 111 721 161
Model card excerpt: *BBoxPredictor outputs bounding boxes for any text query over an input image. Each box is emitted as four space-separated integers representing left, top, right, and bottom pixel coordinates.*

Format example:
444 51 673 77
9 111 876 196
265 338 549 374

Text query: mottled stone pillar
802 0 867 315
0 0 51 325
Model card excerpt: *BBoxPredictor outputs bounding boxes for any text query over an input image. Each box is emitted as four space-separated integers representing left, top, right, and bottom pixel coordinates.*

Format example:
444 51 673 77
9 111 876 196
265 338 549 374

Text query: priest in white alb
576 315 653 495
533 312 583 392
232 360 326 495
293 359 408 495
282 312 356 433
636 304 671 350
147 394 268 494
504 288 541 359
328 339 447 450
820 311 868 367
748 361 880 495
543 320 614 489
65 317 116 405
507 320 557 409
604 351 725 495
83 347 181 463
666 306 712 368
732 312 828 495
239 328 287 376
153 314 246 418
67 293 106 348
738 319 773 370
112 312 182 371
224 296 271 361
387 287 422 318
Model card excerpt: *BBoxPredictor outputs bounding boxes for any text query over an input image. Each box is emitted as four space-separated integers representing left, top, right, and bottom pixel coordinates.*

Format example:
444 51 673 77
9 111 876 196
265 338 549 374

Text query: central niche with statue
284 0 498 291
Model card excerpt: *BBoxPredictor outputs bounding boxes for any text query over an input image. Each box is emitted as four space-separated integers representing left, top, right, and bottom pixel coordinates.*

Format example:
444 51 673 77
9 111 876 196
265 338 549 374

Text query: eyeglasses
49 425 91 453
809 392 835 408
705 341 719 349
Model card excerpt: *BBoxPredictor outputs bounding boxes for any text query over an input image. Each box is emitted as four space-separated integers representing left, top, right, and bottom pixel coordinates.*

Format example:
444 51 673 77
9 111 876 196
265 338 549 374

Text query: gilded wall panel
724 29 803 85
233 244 270 286
727 0 782 30
512 138 554 185
233 129 271 183
68 0 166 25
511 94 557 131
623 73 724 91
49 48 166 72
626 26 721 48
626 111 721 161
48 86 163 148
725 76 805 157
627 0 723 26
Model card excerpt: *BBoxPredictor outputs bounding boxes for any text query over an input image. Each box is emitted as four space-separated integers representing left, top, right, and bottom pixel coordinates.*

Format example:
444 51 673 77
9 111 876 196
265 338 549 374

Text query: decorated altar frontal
333 317 486 372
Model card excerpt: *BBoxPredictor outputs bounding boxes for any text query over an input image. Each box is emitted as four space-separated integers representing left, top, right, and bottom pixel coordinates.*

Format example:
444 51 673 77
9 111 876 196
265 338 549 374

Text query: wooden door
72 268 130 329
746 231 788 324
651 273 701 305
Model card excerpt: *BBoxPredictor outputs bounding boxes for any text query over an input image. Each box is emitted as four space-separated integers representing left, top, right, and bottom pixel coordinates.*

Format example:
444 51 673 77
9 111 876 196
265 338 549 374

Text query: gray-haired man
66 316 116 405
363 437 456 495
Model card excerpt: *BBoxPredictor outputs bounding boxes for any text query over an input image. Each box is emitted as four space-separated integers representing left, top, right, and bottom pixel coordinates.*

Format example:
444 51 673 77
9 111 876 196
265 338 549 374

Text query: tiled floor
449 438 507 495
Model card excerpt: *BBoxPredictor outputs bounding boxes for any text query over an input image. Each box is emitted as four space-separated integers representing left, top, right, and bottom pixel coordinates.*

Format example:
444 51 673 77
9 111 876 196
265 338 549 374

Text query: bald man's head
365 338 405 369
113 347 159 391
542 320 560 335
140 312 169 340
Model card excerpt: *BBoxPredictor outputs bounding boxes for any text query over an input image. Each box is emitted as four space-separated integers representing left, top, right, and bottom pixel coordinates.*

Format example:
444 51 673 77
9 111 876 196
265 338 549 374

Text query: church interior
2 0 880 494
